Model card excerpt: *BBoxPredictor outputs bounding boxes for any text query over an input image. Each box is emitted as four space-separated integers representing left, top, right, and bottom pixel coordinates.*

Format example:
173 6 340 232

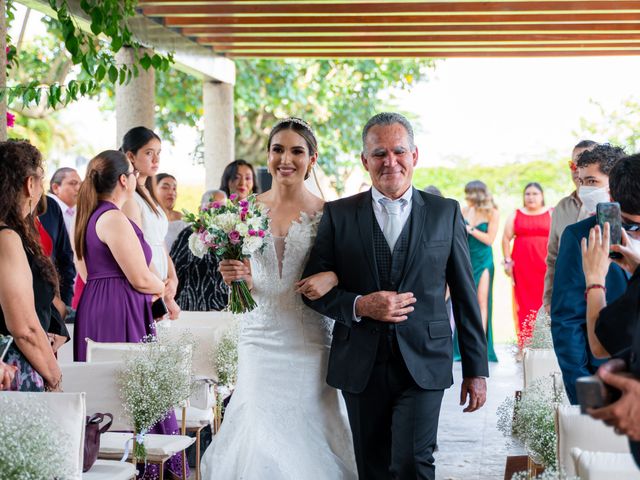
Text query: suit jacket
39 195 76 306
302 188 489 394
550 215 629 404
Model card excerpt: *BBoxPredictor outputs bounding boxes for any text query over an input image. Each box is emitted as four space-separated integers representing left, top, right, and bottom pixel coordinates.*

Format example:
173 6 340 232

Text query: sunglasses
567 161 578 172
622 222 640 232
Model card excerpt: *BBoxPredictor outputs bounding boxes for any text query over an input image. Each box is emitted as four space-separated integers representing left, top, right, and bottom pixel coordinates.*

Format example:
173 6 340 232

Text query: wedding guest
121 127 180 319
171 189 228 311
543 140 598 313
155 173 187 250
580 153 640 359
454 180 498 362
502 182 552 348
551 143 628 404
73 150 184 479
39 194 76 308
0 140 62 392
49 167 81 236
0 362 17 390
219 159 258 198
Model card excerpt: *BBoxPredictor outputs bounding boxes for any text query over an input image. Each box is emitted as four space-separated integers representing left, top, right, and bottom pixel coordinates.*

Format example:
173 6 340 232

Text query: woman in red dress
502 182 552 348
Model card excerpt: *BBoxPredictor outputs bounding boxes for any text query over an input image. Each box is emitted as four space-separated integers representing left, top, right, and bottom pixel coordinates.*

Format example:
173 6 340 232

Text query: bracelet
502 259 513 266
584 283 606 300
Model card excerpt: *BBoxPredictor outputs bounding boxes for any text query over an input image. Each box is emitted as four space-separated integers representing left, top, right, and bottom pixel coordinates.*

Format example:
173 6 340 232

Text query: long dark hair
75 150 130 260
267 117 318 180
523 182 545 207
121 126 161 215
219 159 258 197
0 140 57 288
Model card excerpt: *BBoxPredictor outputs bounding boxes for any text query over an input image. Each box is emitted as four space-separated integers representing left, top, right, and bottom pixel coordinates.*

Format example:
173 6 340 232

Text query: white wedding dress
201 212 357 480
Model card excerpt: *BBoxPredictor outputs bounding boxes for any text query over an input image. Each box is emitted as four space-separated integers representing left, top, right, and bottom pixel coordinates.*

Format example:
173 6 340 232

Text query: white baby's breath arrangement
525 308 554 350
213 324 239 411
118 333 195 460
0 395 73 479
511 470 580 480
497 375 566 470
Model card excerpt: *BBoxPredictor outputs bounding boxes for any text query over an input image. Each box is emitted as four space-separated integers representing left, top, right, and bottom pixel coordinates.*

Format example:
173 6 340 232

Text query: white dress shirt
352 186 415 322
49 194 75 237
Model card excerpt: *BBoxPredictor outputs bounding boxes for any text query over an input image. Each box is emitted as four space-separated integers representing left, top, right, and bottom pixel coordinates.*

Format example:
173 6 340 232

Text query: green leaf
64 35 79 57
151 54 162 69
119 67 126 85
112 35 123 53
140 54 152 71
95 64 106 82
80 0 91 12
90 9 103 36
108 65 118 83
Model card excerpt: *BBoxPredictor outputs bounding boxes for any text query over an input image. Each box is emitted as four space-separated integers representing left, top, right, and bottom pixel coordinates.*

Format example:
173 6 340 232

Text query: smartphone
151 298 169 319
575 375 621 413
0 335 13 362
596 202 623 259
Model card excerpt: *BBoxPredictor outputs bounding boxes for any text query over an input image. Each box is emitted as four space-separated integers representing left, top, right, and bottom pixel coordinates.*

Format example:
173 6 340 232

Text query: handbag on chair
83 413 113 472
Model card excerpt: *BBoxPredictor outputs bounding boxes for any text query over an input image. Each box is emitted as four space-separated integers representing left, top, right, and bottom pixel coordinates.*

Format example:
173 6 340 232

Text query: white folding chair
57 323 74 364
571 448 640 480
555 404 630 476
0 391 135 480
171 310 236 330
62 360 195 480
522 348 561 388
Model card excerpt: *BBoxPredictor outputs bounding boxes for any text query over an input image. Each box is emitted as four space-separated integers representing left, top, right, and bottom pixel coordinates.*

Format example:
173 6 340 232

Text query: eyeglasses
568 160 578 172
126 169 139 179
622 222 640 232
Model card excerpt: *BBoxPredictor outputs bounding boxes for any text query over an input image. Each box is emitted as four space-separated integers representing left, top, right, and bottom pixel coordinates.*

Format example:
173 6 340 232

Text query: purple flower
229 193 238 201
228 230 241 245
248 229 256 236
6 112 15 128
258 230 265 238
239 200 249 208
212 201 222 209
240 212 247 222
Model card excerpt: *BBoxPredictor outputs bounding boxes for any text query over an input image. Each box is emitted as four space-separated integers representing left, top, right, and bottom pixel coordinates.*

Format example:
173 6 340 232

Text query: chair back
57 323 74 364
61 361 130 431
170 310 236 329
571 448 640 480
523 348 561 388
85 339 146 363
0 391 86 479
555 404 630 475
156 318 236 380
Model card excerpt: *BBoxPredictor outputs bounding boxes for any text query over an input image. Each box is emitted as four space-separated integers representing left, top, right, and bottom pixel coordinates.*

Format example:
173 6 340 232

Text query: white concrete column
0 0 7 142
115 47 155 146
203 80 234 190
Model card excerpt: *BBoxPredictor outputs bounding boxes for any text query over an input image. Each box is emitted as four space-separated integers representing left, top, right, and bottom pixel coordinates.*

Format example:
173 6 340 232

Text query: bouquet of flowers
183 193 269 314
118 334 194 461
0 395 73 479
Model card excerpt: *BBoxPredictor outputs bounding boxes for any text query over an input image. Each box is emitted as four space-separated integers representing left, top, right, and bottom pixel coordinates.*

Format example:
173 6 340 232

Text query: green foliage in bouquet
118 333 194 460
497 375 566 470
0 395 73 479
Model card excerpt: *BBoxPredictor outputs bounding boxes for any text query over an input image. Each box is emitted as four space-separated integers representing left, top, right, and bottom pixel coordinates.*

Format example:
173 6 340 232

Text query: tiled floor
436 343 526 480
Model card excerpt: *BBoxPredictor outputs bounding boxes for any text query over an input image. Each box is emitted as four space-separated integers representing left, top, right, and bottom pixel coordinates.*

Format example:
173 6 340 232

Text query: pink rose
248 229 256 236
229 193 238 201
6 112 15 128
212 201 222 209
228 230 241 245
258 230 265 238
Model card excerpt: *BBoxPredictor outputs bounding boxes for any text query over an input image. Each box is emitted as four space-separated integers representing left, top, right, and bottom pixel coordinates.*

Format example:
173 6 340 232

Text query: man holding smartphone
551 144 629 404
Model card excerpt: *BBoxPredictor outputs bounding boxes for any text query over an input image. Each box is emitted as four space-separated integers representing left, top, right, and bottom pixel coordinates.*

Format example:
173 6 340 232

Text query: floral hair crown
273 117 314 136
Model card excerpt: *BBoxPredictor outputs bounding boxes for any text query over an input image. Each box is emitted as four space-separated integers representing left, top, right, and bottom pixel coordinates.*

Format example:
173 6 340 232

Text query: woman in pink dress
502 182 553 348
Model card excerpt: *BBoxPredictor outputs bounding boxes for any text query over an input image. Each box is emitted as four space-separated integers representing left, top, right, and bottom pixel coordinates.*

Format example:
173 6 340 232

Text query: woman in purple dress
73 150 185 478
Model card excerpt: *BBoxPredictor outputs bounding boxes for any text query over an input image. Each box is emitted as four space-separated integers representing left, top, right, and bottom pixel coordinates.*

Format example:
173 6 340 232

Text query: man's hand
355 291 416 323
611 229 640 274
460 377 487 413
581 224 611 285
589 359 640 440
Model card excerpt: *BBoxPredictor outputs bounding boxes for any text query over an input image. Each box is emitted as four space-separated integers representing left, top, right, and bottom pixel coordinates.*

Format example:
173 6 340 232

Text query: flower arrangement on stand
213 323 239 424
522 308 554 350
183 193 270 314
497 374 568 478
0 395 73 479
118 333 194 462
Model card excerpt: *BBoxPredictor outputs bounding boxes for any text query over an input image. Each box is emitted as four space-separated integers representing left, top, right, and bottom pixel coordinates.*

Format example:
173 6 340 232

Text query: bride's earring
28 196 33 215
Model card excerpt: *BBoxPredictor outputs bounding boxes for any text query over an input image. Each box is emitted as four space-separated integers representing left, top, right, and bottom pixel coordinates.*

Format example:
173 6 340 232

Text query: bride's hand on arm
295 271 338 301
219 259 253 290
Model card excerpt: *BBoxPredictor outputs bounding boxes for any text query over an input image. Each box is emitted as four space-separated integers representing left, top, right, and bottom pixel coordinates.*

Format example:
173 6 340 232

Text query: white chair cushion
61 361 130 431
83 459 136 480
571 448 640 480
156 319 236 379
100 432 195 460
523 348 561 387
556 404 630 475
172 310 236 328
85 340 146 363
175 405 214 428
0 391 86 479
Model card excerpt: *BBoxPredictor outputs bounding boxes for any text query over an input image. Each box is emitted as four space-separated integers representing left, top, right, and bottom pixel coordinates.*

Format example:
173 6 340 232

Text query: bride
201 118 357 479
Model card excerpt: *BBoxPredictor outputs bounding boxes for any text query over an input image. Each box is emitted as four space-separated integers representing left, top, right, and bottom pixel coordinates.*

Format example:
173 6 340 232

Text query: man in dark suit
551 144 629 404
302 112 489 480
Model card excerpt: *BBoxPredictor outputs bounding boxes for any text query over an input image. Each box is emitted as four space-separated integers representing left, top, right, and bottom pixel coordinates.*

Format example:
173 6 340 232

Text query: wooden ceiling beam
180 23 640 37
196 33 640 46
227 50 640 58
141 1 640 17
162 13 640 27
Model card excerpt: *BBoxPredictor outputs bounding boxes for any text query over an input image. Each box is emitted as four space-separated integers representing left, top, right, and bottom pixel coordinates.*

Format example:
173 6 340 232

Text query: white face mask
578 186 610 217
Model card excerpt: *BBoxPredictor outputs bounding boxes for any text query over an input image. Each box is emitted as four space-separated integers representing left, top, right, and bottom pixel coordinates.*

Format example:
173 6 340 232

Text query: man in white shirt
49 167 81 236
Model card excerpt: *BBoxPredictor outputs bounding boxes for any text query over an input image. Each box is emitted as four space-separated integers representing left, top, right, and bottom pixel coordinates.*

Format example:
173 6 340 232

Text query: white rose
214 213 238 233
242 235 264 255
235 223 249 236
188 233 208 259
247 215 264 230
